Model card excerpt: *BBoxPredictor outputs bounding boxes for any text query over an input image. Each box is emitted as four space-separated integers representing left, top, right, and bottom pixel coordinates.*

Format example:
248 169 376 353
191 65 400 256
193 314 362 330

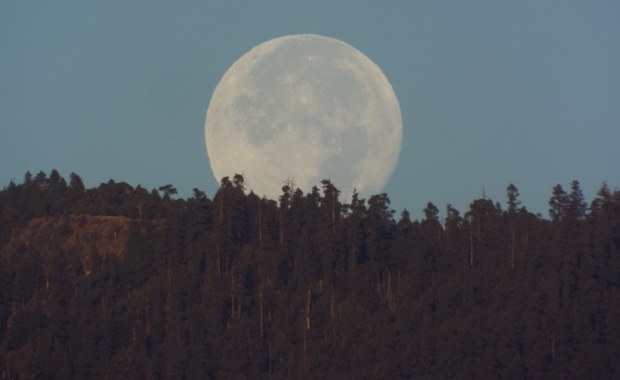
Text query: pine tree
549 184 570 223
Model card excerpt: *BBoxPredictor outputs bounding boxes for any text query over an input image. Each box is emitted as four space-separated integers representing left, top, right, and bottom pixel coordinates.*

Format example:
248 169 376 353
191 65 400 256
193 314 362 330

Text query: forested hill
0 170 619 379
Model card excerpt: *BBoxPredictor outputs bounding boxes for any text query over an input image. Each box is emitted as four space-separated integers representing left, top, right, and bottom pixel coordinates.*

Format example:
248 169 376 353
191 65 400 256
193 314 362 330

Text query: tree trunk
259 286 264 339
510 228 516 269
469 230 475 269
330 284 336 320
305 288 312 331
279 213 285 246
331 196 336 233
231 269 235 320
258 199 263 248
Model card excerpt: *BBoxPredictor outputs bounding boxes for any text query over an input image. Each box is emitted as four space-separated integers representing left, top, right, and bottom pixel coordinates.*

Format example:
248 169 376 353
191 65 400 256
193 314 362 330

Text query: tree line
0 170 619 379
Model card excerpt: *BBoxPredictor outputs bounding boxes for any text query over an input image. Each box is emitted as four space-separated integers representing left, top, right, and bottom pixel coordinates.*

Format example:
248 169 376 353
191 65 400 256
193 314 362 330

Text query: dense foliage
0 170 619 379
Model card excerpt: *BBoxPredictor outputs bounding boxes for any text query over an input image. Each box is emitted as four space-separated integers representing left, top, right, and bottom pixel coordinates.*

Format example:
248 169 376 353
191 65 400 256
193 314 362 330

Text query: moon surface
205 34 402 201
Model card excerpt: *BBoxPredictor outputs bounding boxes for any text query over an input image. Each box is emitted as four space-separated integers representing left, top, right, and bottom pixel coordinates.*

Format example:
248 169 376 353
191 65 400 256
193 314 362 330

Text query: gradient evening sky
2 1 619 219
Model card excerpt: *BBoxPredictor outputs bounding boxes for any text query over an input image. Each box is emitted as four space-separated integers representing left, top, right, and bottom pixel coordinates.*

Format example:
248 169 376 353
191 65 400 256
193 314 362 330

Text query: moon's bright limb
205 34 402 201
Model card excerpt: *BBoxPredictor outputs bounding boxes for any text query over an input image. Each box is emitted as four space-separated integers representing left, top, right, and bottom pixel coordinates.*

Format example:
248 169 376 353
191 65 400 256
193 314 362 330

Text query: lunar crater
205 34 402 201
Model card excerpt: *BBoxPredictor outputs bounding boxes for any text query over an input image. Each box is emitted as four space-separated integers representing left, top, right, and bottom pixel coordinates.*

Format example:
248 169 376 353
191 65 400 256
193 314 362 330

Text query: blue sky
2 1 619 219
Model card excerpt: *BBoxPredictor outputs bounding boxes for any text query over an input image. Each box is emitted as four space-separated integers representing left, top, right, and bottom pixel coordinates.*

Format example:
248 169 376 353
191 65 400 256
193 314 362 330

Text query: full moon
205 34 402 201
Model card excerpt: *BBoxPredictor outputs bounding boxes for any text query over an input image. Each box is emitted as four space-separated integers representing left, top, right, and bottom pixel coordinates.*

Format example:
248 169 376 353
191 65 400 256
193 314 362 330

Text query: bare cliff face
1 215 160 274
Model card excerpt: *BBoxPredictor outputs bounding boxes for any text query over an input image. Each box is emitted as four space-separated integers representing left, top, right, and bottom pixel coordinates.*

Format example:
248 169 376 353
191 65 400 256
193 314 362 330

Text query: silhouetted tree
549 184 570 223
0 172 619 378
